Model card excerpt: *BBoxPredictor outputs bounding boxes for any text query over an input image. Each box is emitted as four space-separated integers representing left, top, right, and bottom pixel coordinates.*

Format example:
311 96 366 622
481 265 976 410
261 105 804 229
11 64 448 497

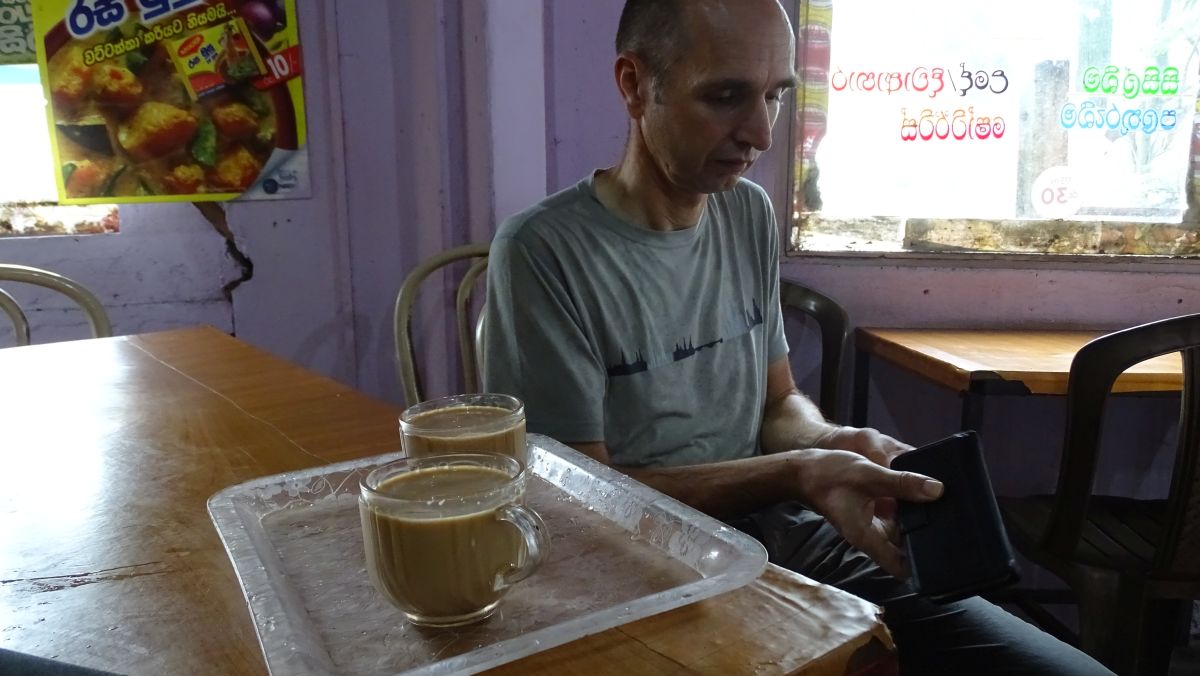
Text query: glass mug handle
494 503 550 589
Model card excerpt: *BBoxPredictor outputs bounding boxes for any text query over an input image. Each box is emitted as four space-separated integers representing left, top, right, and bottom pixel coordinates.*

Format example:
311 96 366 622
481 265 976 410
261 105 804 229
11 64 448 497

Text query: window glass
792 0 1199 256
0 63 118 236
0 63 56 202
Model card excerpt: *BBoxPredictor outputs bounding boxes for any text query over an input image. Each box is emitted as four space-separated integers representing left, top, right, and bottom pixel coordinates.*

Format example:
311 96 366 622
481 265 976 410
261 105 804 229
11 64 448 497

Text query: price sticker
253 44 303 90
1030 166 1081 219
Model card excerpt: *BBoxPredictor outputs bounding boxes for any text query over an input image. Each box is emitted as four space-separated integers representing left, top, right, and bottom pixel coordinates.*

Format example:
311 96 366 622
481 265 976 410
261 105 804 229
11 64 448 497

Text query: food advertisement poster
32 0 309 204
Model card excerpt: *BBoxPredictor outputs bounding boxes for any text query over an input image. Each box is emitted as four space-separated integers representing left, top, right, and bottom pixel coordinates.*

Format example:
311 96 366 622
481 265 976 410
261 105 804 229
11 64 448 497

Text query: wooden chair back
393 243 489 407
0 264 112 346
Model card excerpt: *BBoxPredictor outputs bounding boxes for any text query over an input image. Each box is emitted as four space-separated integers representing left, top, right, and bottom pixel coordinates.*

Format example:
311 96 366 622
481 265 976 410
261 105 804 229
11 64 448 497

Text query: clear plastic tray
208 434 768 675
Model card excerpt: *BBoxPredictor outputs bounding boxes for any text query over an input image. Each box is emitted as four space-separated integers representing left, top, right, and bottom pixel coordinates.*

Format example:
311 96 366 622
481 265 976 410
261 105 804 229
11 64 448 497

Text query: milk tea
360 465 521 623
402 405 527 465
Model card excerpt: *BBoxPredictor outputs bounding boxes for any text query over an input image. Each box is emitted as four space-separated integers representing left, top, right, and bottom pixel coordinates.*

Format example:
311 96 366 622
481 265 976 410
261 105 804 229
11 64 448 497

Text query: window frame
784 0 1200 265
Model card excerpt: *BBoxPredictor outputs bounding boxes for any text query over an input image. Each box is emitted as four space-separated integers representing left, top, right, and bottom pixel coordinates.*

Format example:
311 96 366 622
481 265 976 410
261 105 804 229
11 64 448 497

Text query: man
484 0 1110 673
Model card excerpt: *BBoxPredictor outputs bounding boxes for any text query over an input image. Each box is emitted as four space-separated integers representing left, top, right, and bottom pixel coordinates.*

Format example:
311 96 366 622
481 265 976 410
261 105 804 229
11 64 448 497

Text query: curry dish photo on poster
32 0 309 204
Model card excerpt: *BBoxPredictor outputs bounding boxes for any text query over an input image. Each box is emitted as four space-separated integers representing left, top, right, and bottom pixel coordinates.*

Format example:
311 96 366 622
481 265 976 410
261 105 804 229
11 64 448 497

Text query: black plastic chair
781 280 849 422
998 313 1200 675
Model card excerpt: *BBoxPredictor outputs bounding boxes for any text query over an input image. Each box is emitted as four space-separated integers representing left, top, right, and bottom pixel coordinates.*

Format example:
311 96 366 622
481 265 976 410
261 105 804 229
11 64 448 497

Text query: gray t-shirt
483 173 788 468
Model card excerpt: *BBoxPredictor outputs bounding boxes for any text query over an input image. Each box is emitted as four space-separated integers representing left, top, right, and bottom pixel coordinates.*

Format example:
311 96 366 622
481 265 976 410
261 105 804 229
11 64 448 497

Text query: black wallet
891 431 1020 603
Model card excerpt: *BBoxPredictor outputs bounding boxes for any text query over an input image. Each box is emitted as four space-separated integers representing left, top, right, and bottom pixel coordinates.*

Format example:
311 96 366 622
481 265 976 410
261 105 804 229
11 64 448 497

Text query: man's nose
735 98 775 152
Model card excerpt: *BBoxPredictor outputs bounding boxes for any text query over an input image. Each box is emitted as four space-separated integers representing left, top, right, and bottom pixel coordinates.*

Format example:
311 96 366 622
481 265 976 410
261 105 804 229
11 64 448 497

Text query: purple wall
543 1 625 191
0 202 234 344
336 0 512 405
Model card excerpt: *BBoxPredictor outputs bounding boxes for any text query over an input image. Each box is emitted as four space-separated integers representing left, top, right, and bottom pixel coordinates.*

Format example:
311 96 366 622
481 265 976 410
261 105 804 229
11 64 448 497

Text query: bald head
616 0 790 101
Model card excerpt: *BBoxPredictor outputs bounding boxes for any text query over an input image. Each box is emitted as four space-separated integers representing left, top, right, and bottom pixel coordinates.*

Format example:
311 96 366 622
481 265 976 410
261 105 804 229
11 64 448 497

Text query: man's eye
707 90 738 104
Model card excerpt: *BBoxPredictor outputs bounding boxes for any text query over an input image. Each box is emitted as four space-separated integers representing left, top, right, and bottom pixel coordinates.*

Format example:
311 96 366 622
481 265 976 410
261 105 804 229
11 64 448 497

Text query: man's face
636 0 797 196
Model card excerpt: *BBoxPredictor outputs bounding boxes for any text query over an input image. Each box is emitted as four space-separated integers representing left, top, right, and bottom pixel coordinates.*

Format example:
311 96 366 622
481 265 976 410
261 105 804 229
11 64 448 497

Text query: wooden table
0 327 894 675
853 328 1184 430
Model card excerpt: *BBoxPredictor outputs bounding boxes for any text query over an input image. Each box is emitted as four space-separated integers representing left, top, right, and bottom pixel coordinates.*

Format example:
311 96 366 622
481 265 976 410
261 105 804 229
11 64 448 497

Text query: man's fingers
879 513 901 546
883 441 916 464
860 464 944 502
867 453 890 470
894 469 943 501
853 523 910 579
874 496 898 520
820 426 892 467
859 432 894 467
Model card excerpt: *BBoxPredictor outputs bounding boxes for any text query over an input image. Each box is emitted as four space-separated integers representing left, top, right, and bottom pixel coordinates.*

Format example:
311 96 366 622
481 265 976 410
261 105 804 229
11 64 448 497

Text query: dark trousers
728 502 1113 676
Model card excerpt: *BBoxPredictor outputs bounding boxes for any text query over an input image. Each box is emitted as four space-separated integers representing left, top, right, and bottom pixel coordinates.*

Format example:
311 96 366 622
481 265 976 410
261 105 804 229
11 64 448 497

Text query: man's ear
614 52 650 118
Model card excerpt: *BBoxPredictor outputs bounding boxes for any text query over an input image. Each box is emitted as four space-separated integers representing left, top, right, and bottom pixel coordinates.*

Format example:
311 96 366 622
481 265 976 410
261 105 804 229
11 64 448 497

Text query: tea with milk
402 405 527 465
360 465 520 623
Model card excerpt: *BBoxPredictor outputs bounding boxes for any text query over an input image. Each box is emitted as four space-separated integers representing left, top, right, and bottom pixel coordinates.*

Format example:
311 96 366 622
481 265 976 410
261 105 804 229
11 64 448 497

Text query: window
0 63 117 236
790 0 1199 256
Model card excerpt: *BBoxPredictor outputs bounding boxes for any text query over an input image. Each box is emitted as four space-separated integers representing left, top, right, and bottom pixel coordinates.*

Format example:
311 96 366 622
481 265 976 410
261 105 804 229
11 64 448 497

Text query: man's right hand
571 440 944 578
791 448 943 579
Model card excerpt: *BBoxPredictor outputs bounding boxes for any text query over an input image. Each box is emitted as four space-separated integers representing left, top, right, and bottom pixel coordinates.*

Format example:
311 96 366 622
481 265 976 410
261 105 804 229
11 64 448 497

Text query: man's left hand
813 426 914 468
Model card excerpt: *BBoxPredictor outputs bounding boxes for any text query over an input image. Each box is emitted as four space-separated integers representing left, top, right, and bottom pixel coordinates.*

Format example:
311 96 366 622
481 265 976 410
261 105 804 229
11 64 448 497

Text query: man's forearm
616 452 807 520
759 389 838 454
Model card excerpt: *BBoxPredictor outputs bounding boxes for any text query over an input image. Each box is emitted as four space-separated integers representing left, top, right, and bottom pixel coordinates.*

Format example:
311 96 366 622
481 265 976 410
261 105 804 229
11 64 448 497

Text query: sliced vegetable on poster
32 0 309 204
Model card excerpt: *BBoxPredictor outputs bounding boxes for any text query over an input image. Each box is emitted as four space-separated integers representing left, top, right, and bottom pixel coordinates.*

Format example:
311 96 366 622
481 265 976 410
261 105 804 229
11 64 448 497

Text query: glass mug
399 393 527 466
358 453 549 627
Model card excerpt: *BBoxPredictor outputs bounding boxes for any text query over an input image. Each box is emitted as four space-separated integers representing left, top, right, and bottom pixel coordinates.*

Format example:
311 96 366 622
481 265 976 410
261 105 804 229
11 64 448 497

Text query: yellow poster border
32 0 307 205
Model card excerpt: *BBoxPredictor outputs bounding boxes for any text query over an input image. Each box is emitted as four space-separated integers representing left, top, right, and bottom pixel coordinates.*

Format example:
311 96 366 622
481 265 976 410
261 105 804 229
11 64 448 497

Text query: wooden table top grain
0 327 892 675
856 328 1183 395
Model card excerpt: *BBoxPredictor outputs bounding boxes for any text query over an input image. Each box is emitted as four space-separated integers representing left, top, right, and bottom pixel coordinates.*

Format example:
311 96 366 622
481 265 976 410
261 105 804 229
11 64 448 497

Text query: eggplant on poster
32 0 309 203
